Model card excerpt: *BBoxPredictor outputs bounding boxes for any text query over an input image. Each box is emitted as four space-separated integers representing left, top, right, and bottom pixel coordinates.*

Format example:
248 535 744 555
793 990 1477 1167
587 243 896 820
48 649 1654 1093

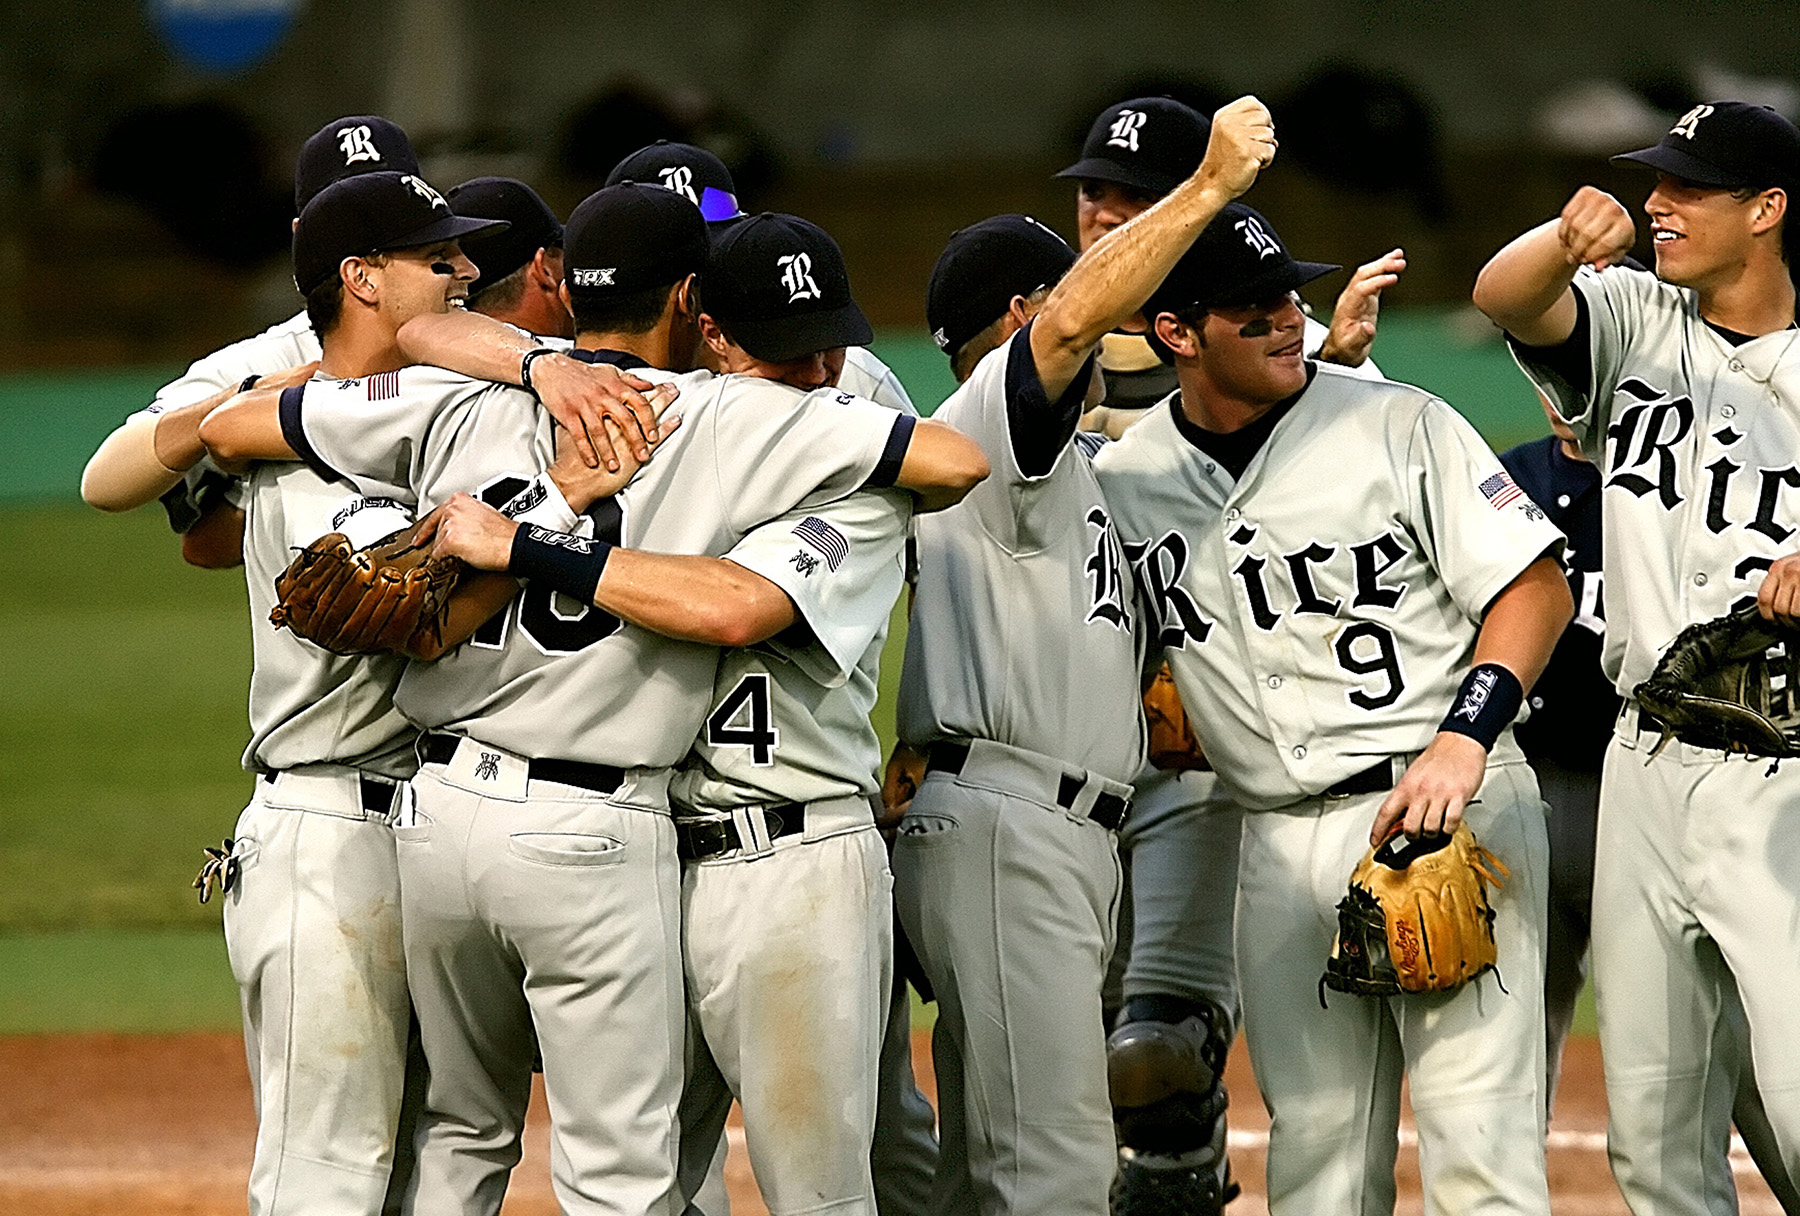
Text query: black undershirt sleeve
277 385 344 482
864 413 916 489
1506 286 1592 400
1003 320 1096 479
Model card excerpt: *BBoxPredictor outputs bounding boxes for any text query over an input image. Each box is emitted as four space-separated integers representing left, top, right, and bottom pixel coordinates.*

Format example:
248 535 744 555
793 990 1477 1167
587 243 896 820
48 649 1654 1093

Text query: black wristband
519 348 555 397
239 374 261 393
508 525 612 604
1438 662 1525 751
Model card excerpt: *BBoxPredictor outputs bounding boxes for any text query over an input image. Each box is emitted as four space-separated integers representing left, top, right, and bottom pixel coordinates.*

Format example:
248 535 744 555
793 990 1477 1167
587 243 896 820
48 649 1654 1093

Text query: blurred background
2 0 1800 1027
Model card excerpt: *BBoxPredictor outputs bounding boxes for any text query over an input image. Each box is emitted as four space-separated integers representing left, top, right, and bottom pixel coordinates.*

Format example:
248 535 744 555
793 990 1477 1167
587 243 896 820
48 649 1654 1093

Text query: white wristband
504 472 580 533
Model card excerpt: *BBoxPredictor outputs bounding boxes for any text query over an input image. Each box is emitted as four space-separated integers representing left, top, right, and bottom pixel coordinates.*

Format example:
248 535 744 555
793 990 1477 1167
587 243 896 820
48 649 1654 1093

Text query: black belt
1325 758 1399 798
927 742 1129 831
421 733 625 796
677 805 804 860
261 771 396 817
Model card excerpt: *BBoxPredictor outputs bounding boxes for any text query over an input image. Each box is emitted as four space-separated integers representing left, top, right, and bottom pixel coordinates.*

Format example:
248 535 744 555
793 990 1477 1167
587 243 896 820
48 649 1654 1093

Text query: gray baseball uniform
225 458 416 1216
288 361 914 1216
894 324 1144 1216
670 489 909 1216
1105 314 1382 1023
1511 263 1800 1214
1095 363 1563 1215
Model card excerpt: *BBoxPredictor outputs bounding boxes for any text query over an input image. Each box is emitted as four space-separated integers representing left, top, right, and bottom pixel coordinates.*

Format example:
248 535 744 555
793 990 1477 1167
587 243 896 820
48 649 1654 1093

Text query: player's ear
533 247 562 290
342 256 380 306
557 281 574 317
1006 293 1034 328
1153 310 1200 358
696 311 730 357
674 274 697 319
1752 187 1787 237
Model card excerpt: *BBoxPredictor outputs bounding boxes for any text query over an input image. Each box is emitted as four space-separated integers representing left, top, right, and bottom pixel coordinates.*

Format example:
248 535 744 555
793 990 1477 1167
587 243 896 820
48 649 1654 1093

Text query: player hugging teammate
78 90 1800 1216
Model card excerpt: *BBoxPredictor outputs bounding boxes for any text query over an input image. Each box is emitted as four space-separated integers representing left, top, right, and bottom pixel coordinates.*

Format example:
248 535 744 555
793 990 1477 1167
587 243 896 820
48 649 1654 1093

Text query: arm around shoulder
893 418 990 512
197 386 296 471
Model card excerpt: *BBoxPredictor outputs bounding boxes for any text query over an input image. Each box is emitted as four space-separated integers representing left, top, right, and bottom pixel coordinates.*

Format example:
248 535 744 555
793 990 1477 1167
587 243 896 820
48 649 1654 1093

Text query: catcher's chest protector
1322 821 1509 1000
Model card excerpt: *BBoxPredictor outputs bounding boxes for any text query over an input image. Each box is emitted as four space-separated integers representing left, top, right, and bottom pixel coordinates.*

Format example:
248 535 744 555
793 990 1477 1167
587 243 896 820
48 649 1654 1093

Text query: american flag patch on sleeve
793 516 849 571
1478 471 1524 511
367 370 401 401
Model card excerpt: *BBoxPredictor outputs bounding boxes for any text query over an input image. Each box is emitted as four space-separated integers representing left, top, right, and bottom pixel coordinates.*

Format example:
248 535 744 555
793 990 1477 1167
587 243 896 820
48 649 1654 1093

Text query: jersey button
1267 675 1283 689
1730 359 1746 373
1557 494 1571 508
1226 508 1242 522
1694 572 1709 586
1292 745 1307 760
1722 404 1738 419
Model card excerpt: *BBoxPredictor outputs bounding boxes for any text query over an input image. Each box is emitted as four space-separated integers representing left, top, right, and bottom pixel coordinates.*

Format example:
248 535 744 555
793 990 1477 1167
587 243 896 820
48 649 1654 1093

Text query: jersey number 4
470 476 623 655
706 673 779 766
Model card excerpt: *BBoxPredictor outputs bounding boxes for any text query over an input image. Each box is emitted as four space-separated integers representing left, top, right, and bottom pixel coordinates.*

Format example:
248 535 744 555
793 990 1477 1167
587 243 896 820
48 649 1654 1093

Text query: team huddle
79 89 1800 1216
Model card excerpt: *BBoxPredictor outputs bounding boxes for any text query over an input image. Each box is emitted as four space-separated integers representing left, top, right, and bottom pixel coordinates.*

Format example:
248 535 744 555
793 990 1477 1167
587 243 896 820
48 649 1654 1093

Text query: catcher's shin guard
1108 996 1237 1213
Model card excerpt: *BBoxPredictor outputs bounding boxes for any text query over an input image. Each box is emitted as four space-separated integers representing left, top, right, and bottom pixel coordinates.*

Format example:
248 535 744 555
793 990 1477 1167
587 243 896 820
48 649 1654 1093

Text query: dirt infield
0 1030 1784 1214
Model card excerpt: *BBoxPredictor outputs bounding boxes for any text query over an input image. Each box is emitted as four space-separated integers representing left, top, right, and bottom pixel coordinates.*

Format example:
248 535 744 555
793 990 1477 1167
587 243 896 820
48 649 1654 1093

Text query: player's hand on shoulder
546 409 680 512
532 353 680 472
1757 552 1800 628
419 494 517 572
1199 96 1277 201
1369 731 1489 846
1319 249 1406 368
1558 186 1636 271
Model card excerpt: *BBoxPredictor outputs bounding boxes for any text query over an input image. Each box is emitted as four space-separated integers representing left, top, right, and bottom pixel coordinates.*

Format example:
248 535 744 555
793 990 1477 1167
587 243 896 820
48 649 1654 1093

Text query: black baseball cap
703 213 872 362
1057 97 1210 197
293 171 507 295
294 116 419 212
563 183 709 299
1613 101 1800 190
926 215 1077 357
446 177 565 296
1144 202 1340 319
605 140 745 224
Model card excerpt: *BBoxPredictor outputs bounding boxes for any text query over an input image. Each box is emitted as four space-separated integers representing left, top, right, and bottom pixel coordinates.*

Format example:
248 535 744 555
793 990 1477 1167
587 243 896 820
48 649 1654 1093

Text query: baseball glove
1321 821 1509 1000
1144 664 1208 772
1632 605 1800 758
270 520 461 655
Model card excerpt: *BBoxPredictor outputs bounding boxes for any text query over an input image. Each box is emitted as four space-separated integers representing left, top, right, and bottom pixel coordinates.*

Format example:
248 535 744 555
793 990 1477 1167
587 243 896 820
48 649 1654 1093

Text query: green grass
0 503 253 933
0 929 240 1032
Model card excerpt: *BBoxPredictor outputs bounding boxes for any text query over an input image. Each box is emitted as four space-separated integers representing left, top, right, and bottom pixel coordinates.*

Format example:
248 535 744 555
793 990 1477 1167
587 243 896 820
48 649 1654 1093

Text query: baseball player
1094 201 1572 1215
605 138 916 415
203 186 984 1216
388 156 943 1208
893 96 1276 1216
414 201 927 1216
198 169 503 1216
1053 93 1406 1213
1474 100 1800 1214
445 176 572 340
